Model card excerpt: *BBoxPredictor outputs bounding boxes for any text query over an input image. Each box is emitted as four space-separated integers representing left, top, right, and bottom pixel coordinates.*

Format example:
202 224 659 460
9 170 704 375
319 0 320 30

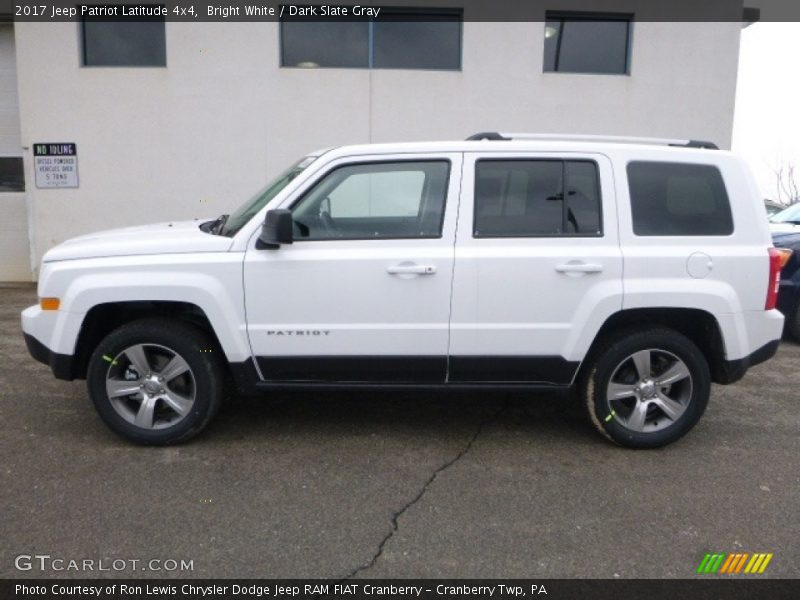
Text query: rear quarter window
627 161 733 236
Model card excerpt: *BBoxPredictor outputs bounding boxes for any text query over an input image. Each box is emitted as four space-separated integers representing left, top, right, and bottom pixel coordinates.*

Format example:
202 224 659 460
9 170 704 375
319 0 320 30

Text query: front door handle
387 264 437 275
555 261 603 275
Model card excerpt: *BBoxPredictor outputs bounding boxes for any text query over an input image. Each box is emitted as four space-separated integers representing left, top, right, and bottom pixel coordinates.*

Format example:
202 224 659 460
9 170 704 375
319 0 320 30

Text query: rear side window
474 159 602 237
627 162 733 236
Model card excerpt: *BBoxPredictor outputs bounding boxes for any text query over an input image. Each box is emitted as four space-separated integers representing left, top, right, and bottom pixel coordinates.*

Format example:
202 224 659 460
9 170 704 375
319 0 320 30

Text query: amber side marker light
775 247 793 268
40 298 60 311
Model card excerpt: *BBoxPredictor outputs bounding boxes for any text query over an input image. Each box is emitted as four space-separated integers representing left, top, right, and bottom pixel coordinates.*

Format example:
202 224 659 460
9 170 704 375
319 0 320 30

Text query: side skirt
229 357 576 396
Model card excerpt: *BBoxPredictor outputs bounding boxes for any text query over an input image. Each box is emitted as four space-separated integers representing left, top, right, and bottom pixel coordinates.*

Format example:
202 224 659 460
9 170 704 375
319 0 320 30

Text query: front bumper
23 331 76 380
22 304 82 381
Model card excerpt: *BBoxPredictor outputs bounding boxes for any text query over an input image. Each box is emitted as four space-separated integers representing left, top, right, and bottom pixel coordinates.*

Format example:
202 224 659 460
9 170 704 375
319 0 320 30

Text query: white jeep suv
22 133 785 448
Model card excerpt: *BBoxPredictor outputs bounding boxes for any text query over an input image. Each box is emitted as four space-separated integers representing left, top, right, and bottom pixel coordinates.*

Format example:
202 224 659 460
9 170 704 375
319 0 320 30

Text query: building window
82 20 166 67
280 9 462 70
474 160 602 237
281 21 369 68
627 161 733 236
543 12 631 75
0 157 25 192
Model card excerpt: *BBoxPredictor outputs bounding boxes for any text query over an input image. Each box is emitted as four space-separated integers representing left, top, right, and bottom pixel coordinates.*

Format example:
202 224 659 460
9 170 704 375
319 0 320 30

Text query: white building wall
0 23 31 281
12 20 742 276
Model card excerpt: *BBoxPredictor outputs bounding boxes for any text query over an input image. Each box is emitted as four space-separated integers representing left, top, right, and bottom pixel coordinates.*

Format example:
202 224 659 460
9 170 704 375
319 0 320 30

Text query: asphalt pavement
2 284 798 579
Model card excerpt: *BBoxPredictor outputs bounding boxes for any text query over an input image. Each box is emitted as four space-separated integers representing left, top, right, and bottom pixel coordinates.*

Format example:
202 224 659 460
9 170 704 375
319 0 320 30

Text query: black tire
86 318 224 445
581 327 710 449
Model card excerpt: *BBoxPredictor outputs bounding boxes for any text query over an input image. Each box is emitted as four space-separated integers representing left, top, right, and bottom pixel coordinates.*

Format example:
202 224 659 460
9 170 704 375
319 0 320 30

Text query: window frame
279 8 463 71
80 18 167 68
287 159 452 242
543 11 633 76
472 158 604 239
626 160 735 238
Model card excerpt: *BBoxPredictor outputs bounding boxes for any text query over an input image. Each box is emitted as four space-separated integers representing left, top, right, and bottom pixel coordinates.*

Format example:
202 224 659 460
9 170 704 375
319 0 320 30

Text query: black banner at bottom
3 579 800 600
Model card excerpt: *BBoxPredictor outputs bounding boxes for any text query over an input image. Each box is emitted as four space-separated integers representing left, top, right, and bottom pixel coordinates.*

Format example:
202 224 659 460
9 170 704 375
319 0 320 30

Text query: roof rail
465 132 718 150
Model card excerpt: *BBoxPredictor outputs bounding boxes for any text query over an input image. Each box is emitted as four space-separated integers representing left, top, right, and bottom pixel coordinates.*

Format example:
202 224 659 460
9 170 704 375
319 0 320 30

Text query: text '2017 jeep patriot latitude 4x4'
22 133 785 448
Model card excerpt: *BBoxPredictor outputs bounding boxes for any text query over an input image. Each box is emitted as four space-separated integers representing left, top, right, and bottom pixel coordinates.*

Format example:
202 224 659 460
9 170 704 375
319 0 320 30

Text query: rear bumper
716 338 780 385
23 332 76 381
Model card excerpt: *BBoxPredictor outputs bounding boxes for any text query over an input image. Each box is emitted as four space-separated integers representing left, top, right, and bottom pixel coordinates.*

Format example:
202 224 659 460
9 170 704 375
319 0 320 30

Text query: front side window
280 10 462 70
627 161 734 236
291 161 450 240
543 12 631 74
474 159 602 237
82 20 166 67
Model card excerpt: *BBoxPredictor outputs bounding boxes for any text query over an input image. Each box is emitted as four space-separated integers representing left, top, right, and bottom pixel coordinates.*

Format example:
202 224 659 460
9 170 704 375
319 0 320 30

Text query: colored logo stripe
745 553 774 574
719 553 748 573
697 552 773 574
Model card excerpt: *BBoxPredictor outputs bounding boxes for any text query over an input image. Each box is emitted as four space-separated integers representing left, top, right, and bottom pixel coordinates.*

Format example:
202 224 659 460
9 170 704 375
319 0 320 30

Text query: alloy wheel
104 343 196 430
605 348 693 433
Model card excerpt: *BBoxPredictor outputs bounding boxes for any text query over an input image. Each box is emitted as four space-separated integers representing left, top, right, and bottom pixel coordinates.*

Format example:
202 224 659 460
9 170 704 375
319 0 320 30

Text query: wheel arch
576 307 730 385
72 301 229 380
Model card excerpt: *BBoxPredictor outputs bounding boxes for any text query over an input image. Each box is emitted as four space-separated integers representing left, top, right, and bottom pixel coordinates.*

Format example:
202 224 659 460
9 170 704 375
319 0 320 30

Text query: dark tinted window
544 13 631 74
280 22 369 68
291 161 450 240
82 21 166 67
627 162 733 236
474 160 602 237
565 161 602 234
373 13 461 70
280 10 461 70
0 157 24 192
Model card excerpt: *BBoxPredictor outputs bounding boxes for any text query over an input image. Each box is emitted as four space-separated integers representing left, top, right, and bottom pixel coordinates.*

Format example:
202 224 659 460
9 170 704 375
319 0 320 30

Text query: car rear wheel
87 318 224 445
582 327 710 448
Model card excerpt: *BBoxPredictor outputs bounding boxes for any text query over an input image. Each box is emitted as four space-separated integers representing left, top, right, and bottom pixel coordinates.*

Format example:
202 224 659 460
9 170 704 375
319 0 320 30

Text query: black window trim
626 160 735 238
287 158 453 242
80 17 168 68
544 10 634 76
472 158 604 239
279 7 463 71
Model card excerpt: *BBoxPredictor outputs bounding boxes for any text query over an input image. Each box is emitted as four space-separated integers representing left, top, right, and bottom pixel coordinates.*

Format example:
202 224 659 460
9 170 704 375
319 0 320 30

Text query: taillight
766 248 792 310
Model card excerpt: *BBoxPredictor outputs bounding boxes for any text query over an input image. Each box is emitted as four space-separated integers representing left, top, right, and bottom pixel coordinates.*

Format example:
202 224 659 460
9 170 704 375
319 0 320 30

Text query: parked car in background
765 200 786 217
771 230 799 340
769 202 800 233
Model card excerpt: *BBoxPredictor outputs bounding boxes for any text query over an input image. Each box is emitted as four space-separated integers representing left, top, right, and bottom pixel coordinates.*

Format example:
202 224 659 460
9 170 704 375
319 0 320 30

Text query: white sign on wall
34 143 79 188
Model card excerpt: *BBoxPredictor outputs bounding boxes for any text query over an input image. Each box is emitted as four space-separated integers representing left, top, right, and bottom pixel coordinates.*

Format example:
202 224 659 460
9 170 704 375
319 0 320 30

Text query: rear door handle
387 264 437 275
555 261 603 274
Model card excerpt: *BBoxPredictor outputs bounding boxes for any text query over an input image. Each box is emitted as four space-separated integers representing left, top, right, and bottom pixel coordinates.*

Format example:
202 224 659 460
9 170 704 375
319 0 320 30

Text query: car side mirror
256 209 293 249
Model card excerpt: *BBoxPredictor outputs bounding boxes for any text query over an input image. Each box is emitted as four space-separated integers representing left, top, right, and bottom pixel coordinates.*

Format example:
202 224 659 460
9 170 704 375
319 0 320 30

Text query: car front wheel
86 318 224 445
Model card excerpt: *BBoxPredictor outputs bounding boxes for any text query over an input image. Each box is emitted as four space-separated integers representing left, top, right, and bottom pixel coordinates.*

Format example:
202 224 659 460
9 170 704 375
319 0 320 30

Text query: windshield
220 156 316 237
771 203 800 224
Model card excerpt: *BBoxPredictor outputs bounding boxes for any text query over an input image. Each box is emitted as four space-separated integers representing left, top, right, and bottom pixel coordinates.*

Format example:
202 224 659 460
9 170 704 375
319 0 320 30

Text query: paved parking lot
2 284 798 579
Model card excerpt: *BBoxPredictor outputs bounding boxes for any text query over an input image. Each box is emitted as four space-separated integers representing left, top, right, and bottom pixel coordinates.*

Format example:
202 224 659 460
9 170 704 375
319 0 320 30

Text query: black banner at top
2 0 800 22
